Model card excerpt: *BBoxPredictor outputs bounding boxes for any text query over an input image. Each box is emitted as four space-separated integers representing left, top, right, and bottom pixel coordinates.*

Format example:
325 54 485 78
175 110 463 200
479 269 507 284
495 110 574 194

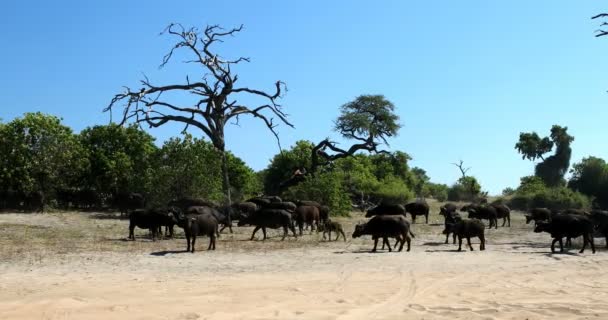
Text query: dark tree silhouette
515 125 574 187
310 95 400 174
592 13 608 37
105 24 292 204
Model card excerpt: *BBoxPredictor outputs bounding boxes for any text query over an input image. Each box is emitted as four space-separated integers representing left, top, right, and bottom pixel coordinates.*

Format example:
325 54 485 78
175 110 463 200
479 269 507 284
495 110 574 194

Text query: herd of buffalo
121 193 608 254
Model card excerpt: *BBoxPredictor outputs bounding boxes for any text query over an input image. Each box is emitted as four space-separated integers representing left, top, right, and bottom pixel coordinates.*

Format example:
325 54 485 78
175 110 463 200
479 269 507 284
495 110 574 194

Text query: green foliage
502 187 516 196
263 140 314 194
509 175 590 210
79 124 157 195
515 125 574 187
369 175 414 205
283 171 352 216
425 183 449 202
447 176 482 201
568 156 608 208
0 113 88 197
335 95 401 144
150 134 261 206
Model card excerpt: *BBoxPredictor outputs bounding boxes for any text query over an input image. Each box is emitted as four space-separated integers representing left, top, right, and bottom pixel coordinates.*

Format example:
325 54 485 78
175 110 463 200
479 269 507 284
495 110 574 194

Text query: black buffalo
405 202 430 224
237 209 297 241
352 215 414 252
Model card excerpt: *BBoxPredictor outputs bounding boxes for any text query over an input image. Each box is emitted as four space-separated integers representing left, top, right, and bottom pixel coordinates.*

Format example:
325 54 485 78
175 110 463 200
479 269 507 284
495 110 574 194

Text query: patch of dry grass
0 201 544 264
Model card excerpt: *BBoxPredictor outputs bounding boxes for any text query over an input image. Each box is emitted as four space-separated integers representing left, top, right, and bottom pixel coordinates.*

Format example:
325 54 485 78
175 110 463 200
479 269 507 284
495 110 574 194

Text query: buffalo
176 212 218 252
443 219 486 251
352 215 415 252
128 208 178 241
365 204 406 218
237 209 297 241
534 214 596 254
293 205 320 235
405 202 430 224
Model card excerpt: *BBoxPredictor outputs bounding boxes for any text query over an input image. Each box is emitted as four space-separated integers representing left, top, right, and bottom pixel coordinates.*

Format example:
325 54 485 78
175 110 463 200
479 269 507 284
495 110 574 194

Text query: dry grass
0 199 563 264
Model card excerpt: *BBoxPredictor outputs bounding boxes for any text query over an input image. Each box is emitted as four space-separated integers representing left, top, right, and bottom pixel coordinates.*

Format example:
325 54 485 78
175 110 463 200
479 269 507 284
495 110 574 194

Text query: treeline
0 113 260 210
1 113 476 215
259 141 482 215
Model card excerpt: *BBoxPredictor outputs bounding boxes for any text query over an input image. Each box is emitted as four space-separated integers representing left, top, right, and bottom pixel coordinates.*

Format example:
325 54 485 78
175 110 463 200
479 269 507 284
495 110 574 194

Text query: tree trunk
218 144 232 205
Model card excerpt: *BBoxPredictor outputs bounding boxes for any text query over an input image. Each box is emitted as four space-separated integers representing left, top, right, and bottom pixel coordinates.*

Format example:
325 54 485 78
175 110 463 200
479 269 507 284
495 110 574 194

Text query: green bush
369 175 414 205
283 171 352 216
508 176 591 210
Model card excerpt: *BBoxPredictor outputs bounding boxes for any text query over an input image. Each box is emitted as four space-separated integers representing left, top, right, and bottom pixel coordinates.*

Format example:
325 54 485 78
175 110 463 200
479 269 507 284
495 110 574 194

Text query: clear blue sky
1 1 607 195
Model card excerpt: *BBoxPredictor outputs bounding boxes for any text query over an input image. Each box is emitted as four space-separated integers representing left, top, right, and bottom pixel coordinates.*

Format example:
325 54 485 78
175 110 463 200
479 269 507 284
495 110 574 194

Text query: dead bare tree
451 160 471 179
105 23 292 204
592 13 608 37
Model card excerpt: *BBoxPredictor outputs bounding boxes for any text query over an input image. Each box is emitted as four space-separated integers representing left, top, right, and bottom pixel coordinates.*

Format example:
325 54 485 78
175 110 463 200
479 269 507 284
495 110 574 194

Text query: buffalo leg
250 226 261 240
208 234 215 250
404 235 411 252
458 236 463 251
281 226 288 241
186 234 191 252
425 214 428 224
589 234 596 254
551 238 559 253
580 234 588 253
467 237 474 251
445 232 449 244
494 218 498 229
372 237 379 252
128 224 135 240
339 230 346 242
412 215 416 224
291 225 297 238
383 237 392 252
479 235 485 251
191 235 196 253
262 227 268 240
559 238 565 252
452 233 457 244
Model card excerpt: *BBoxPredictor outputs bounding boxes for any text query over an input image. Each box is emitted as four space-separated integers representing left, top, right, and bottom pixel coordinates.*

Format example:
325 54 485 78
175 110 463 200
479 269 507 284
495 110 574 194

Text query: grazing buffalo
177 212 218 252
525 208 552 226
365 204 406 218
237 209 297 241
128 208 178 241
490 204 511 227
405 202 430 224
462 204 498 229
534 214 596 254
443 219 486 251
293 205 320 235
352 215 415 252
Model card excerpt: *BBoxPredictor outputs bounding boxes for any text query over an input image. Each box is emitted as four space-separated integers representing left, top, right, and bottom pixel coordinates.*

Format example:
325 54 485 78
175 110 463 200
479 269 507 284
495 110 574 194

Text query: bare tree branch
451 160 471 179
105 23 291 204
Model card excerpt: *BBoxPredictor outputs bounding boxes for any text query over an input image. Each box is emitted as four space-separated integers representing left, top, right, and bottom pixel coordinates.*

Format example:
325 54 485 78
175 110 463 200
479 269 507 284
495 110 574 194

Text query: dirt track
1 210 607 320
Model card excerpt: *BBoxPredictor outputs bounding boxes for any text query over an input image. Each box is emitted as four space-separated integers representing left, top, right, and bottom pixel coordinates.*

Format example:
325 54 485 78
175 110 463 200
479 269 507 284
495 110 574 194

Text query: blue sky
1 1 607 195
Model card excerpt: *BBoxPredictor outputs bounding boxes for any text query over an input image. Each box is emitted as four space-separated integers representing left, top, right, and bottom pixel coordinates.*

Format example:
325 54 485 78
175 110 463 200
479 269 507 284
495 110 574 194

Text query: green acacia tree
311 95 401 174
568 156 608 208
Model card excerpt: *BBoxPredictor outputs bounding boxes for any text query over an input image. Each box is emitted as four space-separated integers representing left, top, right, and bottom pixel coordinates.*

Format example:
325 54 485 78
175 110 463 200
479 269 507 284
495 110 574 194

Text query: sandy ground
1 209 608 320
